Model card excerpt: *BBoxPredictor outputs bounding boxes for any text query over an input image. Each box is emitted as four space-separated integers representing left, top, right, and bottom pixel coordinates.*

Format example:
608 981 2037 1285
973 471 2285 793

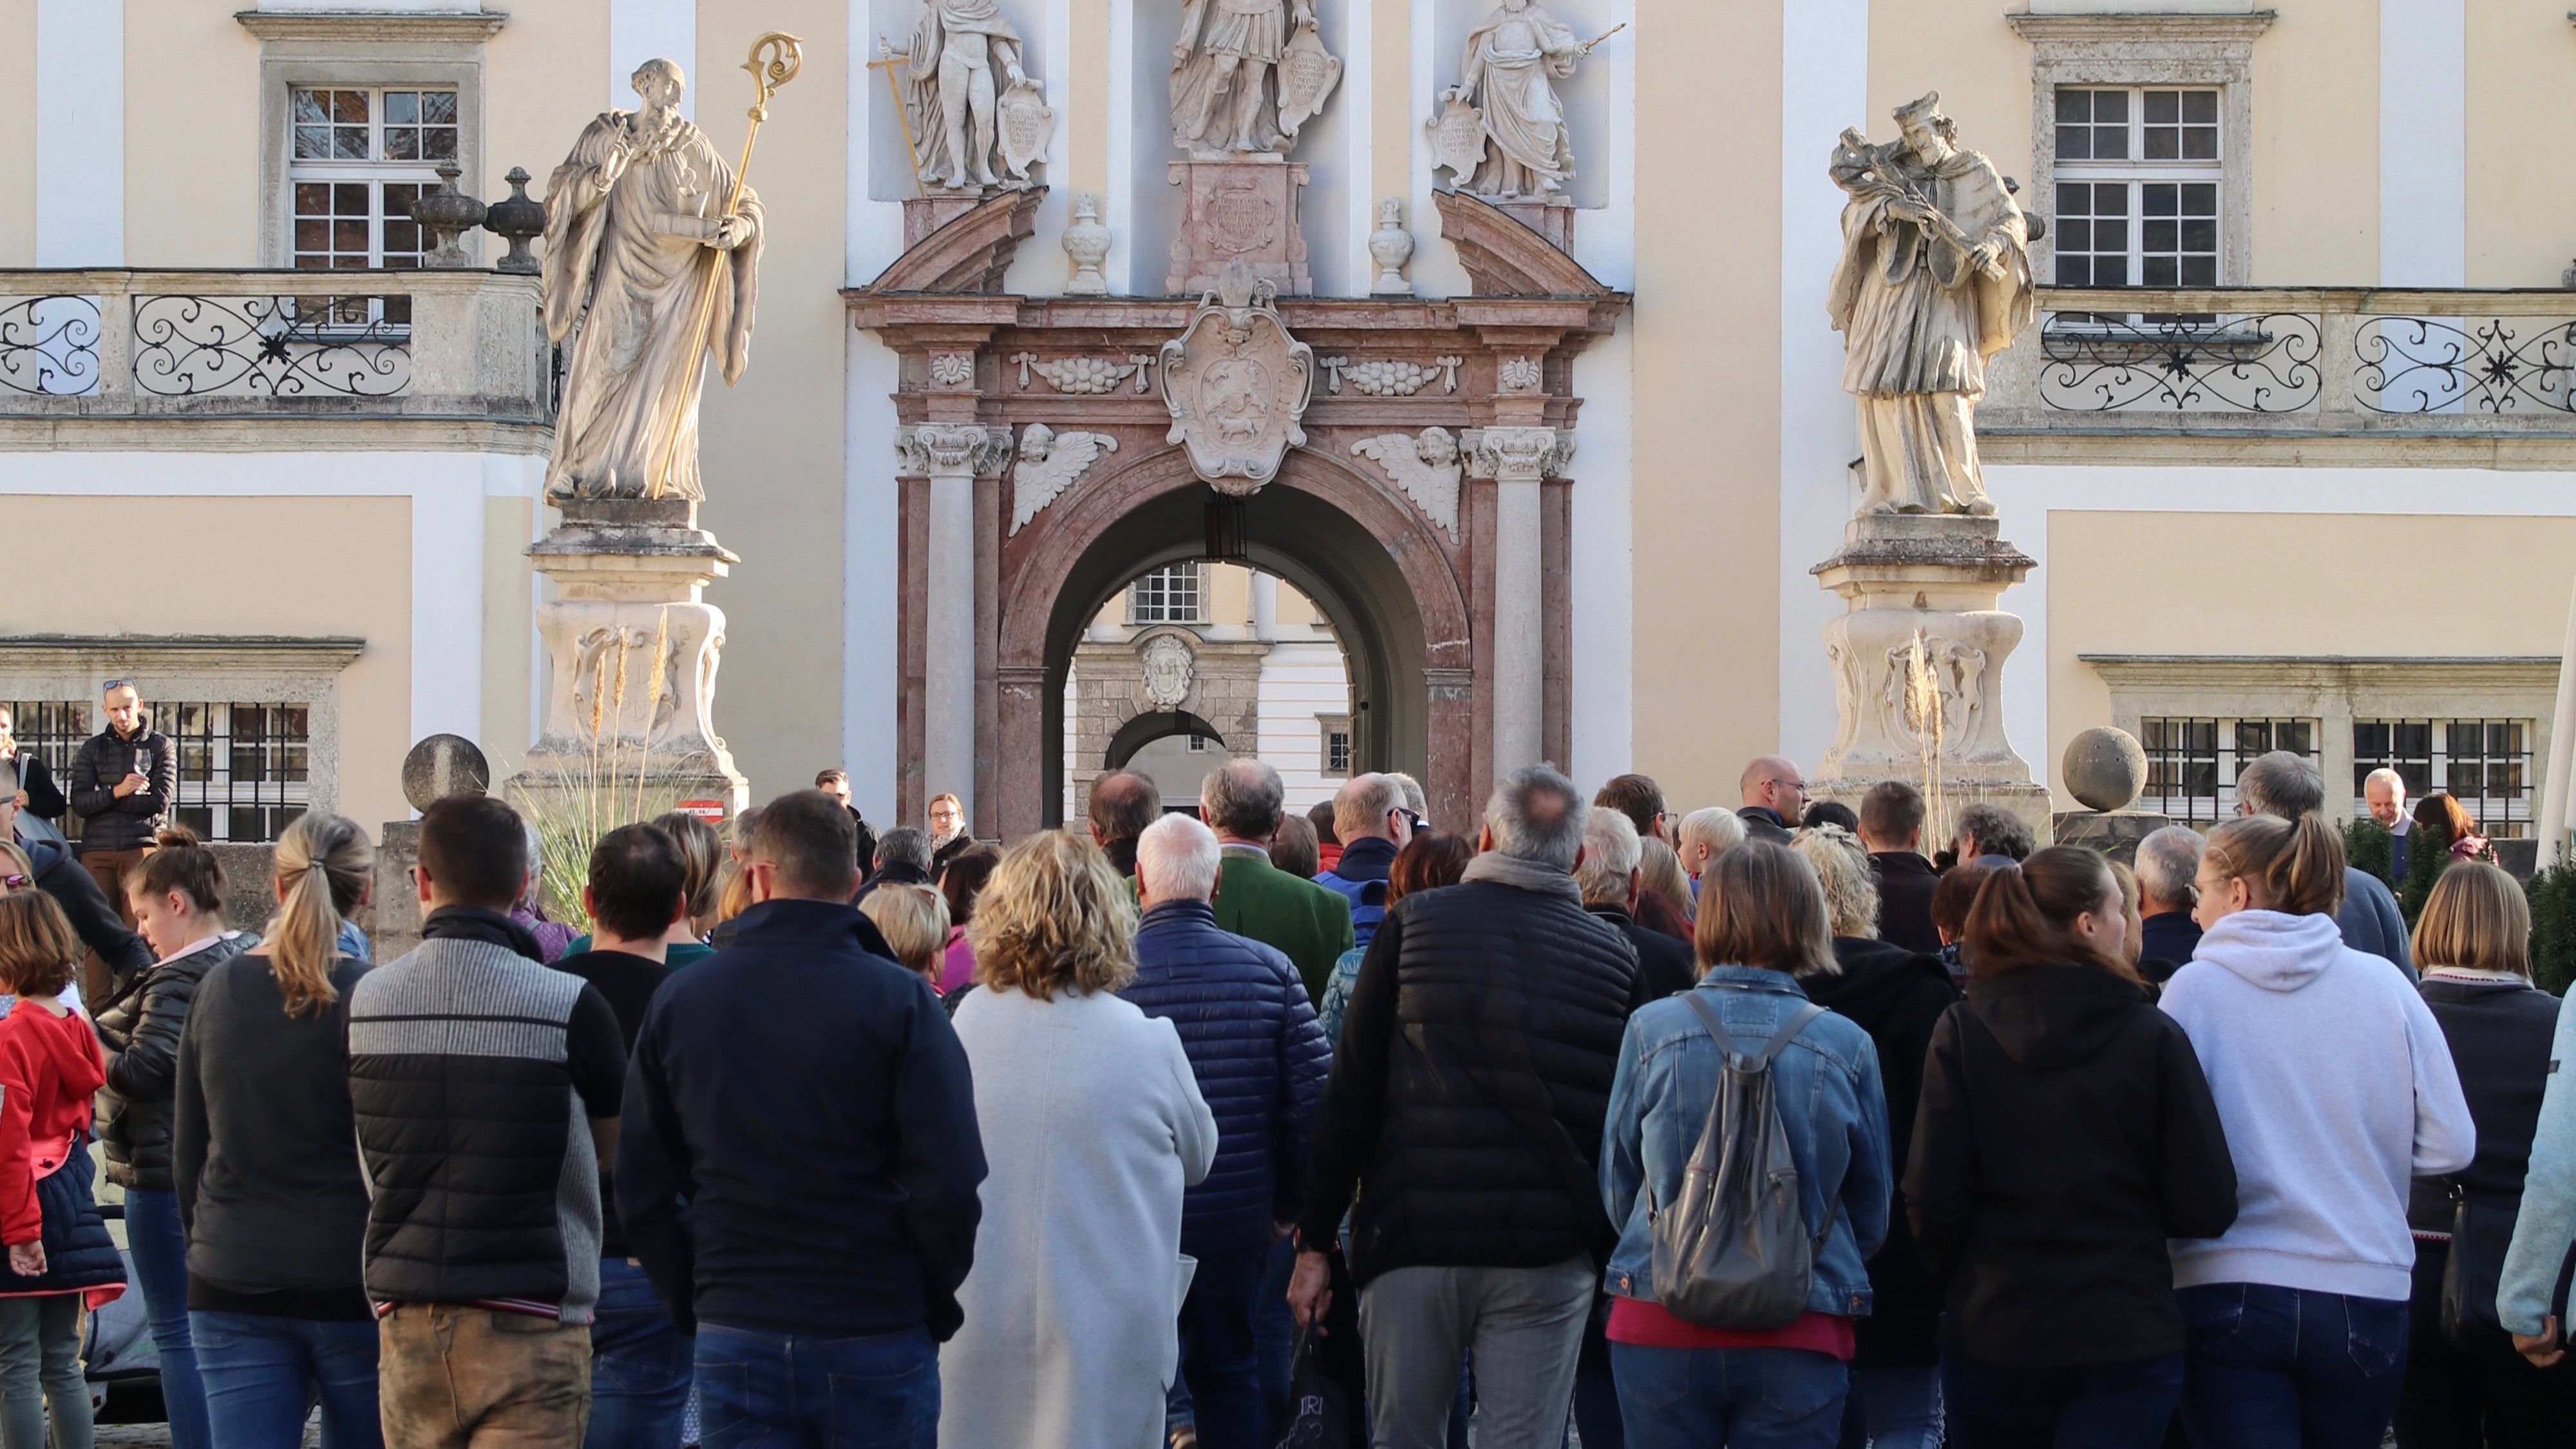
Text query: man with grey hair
2134 824 2206 981
1951 802 2034 865
1200 758 1354 1005
1575 808 1696 1012
1315 773 1413 953
2363 766 2412 882
1382 770 1430 821
1125 813 1328 1449
856 826 933 903
2234 750 2413 976
1291 766 1637 1449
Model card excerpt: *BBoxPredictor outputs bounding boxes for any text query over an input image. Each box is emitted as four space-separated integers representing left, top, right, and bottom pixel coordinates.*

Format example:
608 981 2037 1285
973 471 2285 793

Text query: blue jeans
124 1189 209 1449
1168 1243 1267 1449
693 1321 937 1449
588 1259 691 1449
189 1311 382 1449
1943 1352 2181 1449
1609 1342 1849 1449
1254 1235 1296 1443
2177 1283 2409 1449
1843 1365 1944 1449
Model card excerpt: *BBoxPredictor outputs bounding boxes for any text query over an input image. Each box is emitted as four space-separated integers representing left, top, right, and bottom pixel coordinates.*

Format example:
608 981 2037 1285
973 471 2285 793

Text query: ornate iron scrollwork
131 294 412 399
2039 312 2323 413
2353 316 2576 415
0 295 100 396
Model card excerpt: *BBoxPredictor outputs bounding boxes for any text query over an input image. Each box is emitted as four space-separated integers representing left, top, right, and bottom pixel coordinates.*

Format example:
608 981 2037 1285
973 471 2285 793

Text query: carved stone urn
484 167 546 276
410 161 487 268
1368 197 1416 296
1062 193 1112 296
1810 513 2052 847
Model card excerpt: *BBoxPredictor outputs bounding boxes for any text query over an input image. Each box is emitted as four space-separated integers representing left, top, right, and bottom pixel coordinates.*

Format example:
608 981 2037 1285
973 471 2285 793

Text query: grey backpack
1649 992 1826 1329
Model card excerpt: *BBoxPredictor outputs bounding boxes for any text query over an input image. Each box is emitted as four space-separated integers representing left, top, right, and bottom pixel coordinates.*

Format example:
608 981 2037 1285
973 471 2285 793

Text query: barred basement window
2353 719 2533 839
1128 564 1205 625
1319 714 1352 778
2139 715 2315 826
166 702 311 843
0 701 90 843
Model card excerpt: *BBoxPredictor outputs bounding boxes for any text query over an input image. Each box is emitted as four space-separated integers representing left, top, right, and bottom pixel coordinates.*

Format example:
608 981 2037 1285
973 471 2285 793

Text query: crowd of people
0 676 2573 1449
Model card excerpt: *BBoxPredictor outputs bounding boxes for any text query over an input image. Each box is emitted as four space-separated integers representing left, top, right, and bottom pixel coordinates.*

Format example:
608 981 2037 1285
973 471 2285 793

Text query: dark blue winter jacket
1122 898 1331 1256
1313 835 1399 950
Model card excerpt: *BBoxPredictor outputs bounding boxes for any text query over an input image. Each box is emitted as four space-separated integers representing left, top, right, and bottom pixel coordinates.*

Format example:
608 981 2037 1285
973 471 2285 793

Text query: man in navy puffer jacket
1124 812 1331 1449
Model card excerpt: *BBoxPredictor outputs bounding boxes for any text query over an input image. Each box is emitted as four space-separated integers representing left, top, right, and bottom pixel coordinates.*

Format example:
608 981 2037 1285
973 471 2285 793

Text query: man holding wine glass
68 679 174 995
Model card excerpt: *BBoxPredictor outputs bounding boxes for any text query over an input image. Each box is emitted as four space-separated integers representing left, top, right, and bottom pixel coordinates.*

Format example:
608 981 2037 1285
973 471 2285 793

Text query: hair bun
153 824 204 850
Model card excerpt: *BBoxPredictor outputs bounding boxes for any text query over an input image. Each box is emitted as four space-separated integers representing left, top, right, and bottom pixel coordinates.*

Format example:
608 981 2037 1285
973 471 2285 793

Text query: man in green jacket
1200 757 1354 1002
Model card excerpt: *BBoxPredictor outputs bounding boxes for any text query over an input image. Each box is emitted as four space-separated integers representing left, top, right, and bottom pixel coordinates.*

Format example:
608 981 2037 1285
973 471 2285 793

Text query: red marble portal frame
846 189 1630 841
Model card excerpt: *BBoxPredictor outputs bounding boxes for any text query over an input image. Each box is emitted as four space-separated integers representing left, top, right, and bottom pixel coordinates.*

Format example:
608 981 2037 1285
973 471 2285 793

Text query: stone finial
1368 197 1416 296
1063 193 1112 296
2063 726 2148 813
484 167 545 275
402 734 490 812
411 161 487 268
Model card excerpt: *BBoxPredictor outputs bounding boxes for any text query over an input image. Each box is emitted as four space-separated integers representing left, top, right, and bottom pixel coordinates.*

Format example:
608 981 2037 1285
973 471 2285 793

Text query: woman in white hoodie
2161 811 2476 1449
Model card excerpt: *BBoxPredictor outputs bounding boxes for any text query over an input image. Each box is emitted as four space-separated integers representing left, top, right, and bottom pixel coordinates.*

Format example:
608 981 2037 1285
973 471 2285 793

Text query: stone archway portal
847 188 1631 841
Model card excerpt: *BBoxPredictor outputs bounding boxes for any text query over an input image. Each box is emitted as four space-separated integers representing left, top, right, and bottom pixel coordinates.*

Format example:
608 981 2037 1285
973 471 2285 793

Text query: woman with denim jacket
1906 847 2237 1449
1598 840 1893 1449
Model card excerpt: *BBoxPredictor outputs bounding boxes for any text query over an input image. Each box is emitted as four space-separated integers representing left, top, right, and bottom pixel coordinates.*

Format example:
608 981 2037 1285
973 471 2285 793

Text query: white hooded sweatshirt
2160 909 2475 1301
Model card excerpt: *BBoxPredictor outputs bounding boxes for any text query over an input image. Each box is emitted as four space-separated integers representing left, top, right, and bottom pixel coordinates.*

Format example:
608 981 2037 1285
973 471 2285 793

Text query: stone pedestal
1167 158 1311 297
2052 809 2174 866
905 193 999 249
513 498 748 822
1811 513 2051 845
1488 195 1574 254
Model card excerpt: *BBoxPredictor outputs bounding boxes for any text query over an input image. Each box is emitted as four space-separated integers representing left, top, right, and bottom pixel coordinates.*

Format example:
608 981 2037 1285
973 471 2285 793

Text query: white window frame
1128 564 1207 627
2010 11 2268 290
2136 715 2318 827
2050 86 2224 292
2353 718 2538 840
286 84 459 276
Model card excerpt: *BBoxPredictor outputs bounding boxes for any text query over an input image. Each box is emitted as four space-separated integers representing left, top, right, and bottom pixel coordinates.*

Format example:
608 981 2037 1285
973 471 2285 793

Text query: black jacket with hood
1803 936 1960 1367
1906 963 2238 1368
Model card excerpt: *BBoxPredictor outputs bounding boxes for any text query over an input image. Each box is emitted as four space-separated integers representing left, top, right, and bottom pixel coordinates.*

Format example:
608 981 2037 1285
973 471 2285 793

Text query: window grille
1128 565 1205 625
2353 719 2533 839
1 702 90 843
2138 716 2315 826
165 703 311 844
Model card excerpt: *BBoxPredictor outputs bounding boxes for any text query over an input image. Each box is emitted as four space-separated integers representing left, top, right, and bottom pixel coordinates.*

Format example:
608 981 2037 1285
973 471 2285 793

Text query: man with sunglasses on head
68 679 175 936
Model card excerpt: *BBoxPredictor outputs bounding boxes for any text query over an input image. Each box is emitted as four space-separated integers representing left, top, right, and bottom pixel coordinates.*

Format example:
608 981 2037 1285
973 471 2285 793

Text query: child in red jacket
0 890 125 1449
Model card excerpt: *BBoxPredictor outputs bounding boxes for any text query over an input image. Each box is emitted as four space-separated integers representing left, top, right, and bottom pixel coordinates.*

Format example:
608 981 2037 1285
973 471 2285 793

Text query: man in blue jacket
1312 773 1412 952
618 790 987 1447
1125 813 1330 1449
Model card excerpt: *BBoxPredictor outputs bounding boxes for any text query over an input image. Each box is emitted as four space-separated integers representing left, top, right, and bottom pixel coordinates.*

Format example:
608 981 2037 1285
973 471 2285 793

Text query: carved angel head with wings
1010 423 1121 536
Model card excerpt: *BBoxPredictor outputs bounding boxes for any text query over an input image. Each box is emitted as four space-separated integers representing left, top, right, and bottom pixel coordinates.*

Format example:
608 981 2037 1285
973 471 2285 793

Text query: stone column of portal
1472 426 1567 783
1251 571 1278 642
902 422 1011 831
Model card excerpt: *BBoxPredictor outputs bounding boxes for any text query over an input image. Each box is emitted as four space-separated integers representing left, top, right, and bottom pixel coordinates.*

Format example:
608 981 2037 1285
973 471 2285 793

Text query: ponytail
1961 844 2137 981
128 825 227 918
268 813 373 1017
2203 812 2346 918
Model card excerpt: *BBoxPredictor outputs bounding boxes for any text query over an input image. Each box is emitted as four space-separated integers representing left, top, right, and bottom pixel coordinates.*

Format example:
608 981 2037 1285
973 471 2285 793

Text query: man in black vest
1290 765 1636 1448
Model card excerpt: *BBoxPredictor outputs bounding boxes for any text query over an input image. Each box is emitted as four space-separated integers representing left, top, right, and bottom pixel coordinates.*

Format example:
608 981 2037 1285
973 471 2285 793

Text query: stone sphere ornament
402 734 491 812
2063 726 2148 813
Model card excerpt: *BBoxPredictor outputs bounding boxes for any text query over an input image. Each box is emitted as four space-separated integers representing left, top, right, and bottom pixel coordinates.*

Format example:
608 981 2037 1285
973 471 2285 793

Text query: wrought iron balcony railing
0 269 548 426
1981 287 2576 437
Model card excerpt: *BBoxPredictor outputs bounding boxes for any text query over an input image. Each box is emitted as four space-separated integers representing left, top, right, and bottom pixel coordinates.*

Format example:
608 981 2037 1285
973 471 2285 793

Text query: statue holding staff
542 59 764 502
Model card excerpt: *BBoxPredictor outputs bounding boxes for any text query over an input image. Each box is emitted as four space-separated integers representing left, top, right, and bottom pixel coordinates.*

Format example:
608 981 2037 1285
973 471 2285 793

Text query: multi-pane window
2053 87 2221 288
1 701 89 844
1319 715 1352 777
1128 565 1205 625
2139 716 2316 826
289 86 457 324
166 703 310 844
2353 719 2533 839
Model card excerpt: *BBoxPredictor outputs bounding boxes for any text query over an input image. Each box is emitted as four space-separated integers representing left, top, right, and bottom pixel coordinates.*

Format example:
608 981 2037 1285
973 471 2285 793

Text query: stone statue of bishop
542 59 764 502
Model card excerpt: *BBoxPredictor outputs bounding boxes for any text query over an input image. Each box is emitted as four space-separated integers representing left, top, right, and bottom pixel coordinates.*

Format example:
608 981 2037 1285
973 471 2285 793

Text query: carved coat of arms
1140 634 1196 708
1159 260 1314 494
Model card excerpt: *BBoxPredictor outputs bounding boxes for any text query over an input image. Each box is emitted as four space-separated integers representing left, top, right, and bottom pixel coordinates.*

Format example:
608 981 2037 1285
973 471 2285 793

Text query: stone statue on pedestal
1432 0 1590 200
1827 91 2032 518
1170 0 1339 156
542 59 764 503
900 0 1052 193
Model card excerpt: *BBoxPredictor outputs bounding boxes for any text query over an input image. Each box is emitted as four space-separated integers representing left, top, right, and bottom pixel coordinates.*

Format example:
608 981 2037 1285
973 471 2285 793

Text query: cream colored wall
693 0 848 799
0 1 33 267
1068 0 1110 195
2045 509 2576 800
2250 0 2378 284
1 495 413 832
482 0 608 265
480 493 535 779
1868 1 2029 190
2466 3 2576 287
124 0 260 267
1627 0 1782 815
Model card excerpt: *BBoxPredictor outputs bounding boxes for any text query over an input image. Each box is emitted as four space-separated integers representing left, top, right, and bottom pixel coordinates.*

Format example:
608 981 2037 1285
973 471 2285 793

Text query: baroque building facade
2 0 2573 846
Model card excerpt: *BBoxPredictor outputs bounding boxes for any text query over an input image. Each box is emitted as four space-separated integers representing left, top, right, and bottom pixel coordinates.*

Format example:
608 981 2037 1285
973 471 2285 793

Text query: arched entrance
1005 444 1471 836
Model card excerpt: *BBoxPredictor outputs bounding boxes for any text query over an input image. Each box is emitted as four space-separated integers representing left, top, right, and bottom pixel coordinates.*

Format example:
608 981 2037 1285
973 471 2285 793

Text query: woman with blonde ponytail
2161 812 2478 1449
170 813 384 1448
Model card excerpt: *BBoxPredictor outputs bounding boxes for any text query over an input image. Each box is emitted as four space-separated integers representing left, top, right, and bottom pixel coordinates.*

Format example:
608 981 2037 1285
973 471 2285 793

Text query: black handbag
2437 1180 2520 1346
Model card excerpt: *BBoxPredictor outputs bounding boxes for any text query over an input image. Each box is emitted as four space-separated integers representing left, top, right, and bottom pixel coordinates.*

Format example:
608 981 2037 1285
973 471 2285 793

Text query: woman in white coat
943 829 1218 1449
